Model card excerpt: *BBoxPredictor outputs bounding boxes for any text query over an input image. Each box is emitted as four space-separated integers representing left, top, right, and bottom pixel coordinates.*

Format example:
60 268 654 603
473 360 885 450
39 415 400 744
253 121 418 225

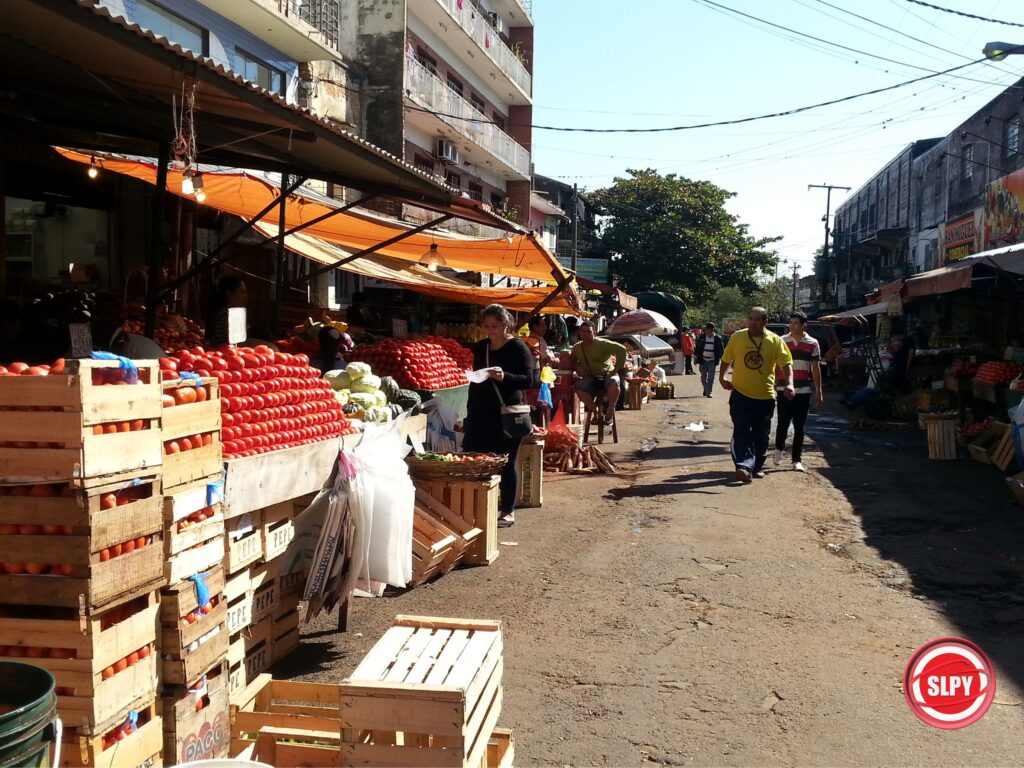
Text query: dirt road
286 376 1024 766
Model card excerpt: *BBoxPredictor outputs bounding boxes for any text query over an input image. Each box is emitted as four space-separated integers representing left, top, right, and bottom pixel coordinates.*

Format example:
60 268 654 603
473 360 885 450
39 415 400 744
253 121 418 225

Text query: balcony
197 0 338 60
405 56 530 180
414 0 532 105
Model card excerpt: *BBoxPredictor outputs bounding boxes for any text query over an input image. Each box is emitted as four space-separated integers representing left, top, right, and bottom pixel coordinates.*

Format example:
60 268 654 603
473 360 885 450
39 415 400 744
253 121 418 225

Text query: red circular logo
903 637 995 729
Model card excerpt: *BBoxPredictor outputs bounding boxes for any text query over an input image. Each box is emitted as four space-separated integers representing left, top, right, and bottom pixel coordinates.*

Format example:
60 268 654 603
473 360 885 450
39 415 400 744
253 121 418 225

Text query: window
415 47 437 74
135 0 206 54
236 48 285 95
491 193 505 210
470 94 486 115
445 171 462 189
446 74 463 97
467 182 483 201
413 154 435 174
1004 120 1020 159
962 144 974 180
492 112 506 130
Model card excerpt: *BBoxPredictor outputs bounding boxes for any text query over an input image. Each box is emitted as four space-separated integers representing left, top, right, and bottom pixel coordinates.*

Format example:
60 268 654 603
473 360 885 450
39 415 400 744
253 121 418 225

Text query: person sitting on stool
571 321 627 425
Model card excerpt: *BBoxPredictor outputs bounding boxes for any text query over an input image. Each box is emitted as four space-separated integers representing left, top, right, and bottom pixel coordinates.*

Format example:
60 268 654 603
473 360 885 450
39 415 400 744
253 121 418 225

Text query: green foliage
592 169 780 306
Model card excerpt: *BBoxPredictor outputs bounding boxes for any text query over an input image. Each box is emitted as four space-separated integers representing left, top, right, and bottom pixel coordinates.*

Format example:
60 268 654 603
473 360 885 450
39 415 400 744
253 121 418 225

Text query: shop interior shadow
805 405 1024 692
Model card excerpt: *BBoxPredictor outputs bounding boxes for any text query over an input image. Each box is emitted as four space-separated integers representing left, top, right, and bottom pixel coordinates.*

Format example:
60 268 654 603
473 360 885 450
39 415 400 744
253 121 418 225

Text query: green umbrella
634 292 687 330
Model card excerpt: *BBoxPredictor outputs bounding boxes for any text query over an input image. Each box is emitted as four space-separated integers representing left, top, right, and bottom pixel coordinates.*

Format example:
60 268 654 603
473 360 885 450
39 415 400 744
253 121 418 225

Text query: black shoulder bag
487 345 532 439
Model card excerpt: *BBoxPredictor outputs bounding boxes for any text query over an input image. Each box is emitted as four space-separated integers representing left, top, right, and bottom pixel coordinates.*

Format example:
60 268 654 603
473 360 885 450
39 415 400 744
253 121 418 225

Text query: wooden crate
0 476 164 611
160 568 228 686
967 423 1008 465
228 614 272 670
162 378 220 440
411 505 462 586
340 615 503 768
0 595 159 734
261 502 296 562
228 635 273 707
59 703 163 768
414 491 482 571
991 426 1017 472
515 437 544 508
163 442 223 493
225 591 254 637
626 381 649 410
485 728 515 768
229 675 341 759
271 594 301 663
250 562 278 624
0 359 163 485
415 478 500 566
924 415 958 461
164 476 227 582
162 663 231 765
224 512 263 574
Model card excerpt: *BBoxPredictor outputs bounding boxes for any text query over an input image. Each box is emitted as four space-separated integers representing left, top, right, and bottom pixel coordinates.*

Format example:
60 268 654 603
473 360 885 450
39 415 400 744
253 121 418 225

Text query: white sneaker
793 462 806 473
772 449 784 465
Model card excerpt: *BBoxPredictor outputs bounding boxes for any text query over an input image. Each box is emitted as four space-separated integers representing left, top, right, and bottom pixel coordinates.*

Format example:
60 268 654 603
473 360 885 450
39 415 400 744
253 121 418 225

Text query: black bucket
0 661 59 768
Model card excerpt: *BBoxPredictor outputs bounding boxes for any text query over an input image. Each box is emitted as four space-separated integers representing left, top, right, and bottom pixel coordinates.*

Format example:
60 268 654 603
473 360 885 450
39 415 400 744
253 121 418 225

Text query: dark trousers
684 354 694 374
729 391 776 472
699 360 717 396
776 393 812 462
462 429 522 515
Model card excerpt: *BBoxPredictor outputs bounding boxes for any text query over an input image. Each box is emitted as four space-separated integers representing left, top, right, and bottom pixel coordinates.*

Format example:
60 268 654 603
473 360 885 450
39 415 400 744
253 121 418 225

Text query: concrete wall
347 0 407 155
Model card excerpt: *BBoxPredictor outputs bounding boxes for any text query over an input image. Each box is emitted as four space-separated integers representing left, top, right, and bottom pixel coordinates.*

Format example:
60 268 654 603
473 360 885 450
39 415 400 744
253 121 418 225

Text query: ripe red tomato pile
973 361 1024 385
122 318 206 352
951 361 979 377
159 345 355 459
346 337 472 390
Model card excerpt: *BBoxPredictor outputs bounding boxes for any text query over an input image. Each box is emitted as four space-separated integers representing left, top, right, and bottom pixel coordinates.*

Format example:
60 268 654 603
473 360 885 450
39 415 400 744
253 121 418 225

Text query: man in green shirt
571 321 628 424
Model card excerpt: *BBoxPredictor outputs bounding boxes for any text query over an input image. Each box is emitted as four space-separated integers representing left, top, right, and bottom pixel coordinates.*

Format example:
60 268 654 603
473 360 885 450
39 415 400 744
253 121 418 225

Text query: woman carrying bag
463 304 537 527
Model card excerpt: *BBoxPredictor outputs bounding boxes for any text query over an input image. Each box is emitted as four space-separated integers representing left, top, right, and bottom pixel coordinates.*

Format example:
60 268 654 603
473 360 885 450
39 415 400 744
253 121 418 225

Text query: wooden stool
584 388 619 445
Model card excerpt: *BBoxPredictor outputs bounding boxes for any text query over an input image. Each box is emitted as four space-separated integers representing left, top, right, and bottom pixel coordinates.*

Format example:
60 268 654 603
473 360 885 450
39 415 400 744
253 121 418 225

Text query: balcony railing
406 57 530 178
435 0 532 98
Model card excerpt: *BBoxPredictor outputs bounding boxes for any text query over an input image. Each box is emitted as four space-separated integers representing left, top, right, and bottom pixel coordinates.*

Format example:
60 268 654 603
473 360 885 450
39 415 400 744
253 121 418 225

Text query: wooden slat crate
411 505 462 586
163 442 223 493
160 568 228 686
164 476 227 583
229 675 342 758
340 615 504 768
0 476 164 611
161 378 220 441
484 728 515 768
250 562 278 624
968 423 1008 465
162 662 231 765
0 594 159 735
515 436 544 508
415 491 483 570
261 501 296 562
224 512 263 574
228 614 272 671
414 478 500 566
271 593 301 663
225 590 254 637
0 359 162 485
59 703 163 768
228 634 273 707
992 426 1017 472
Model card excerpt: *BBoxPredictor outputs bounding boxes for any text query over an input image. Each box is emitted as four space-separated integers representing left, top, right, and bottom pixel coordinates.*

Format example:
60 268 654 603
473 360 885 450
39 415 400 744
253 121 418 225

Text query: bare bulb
87 166 98 179
195 189 207 204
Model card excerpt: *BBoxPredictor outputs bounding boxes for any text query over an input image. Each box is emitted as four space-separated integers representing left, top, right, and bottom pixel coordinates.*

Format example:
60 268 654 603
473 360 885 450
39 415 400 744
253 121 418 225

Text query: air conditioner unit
435 138 460 165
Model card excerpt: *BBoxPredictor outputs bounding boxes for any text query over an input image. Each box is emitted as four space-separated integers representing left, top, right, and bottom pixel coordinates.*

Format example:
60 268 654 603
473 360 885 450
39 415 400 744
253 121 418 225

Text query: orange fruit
101 666 114 679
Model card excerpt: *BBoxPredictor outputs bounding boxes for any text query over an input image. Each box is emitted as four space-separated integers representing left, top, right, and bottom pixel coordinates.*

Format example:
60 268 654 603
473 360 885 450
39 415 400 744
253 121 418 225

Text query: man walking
681 328 696 375
719 307 794 483
696 323 724 398
773 311 823 473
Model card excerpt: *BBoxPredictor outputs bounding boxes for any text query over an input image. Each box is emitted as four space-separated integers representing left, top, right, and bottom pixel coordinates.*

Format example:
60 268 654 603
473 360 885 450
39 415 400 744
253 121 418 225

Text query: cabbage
365 405 392 423
348 392 378 408
334 390 350 407
345 361 372 381
350 374 382 394
374 390 388 408
324 370 352 391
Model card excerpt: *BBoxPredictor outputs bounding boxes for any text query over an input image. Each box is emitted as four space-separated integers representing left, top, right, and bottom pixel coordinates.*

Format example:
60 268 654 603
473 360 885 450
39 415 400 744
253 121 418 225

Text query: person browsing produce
571 322 627 425
462 304 537 528
719 307 794 483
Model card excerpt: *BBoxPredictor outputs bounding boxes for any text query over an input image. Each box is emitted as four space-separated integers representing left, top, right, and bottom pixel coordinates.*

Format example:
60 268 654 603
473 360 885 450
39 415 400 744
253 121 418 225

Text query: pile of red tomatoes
159 345 356 459
346 337 472 391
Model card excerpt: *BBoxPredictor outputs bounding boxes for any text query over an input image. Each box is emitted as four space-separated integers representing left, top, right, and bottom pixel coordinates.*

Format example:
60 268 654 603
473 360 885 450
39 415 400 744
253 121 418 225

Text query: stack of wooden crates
0 359 167 767
158 376 231 765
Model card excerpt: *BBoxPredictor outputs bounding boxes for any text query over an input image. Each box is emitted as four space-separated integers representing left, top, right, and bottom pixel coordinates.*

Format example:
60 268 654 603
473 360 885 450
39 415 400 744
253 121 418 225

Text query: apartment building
336 0 534 227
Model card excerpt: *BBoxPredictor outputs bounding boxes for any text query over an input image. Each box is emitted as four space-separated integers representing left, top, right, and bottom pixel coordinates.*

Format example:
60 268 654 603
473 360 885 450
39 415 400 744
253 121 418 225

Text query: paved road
287 375 1024 766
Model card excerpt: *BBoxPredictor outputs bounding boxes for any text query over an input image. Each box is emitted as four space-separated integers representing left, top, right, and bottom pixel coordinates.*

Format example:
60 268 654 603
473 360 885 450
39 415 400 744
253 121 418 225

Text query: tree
592 169 780 306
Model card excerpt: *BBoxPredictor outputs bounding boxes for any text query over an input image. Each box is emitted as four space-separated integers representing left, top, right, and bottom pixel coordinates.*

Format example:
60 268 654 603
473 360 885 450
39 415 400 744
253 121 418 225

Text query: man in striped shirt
773 311 823 472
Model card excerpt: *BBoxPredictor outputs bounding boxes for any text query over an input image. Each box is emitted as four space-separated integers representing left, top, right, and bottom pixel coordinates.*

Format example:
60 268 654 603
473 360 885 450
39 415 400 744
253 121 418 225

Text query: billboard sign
984 168 1024 249
940 210 981 263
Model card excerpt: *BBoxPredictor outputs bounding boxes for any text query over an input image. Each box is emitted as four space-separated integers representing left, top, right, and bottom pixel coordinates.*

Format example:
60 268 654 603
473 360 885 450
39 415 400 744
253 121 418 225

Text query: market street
285 377 1024 767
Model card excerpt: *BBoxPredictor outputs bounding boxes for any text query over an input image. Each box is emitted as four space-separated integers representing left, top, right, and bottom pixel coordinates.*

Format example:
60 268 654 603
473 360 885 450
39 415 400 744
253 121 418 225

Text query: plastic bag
1009 395 1024 425
420 397 461 453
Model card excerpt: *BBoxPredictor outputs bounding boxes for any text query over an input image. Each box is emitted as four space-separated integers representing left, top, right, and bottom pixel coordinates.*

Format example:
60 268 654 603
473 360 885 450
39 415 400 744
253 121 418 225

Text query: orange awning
57 149 568 284
251 224 583 315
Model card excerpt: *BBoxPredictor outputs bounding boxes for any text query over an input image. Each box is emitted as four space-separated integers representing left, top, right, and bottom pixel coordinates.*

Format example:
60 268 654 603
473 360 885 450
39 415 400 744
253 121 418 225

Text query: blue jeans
729 391 776 473
699 360 717 396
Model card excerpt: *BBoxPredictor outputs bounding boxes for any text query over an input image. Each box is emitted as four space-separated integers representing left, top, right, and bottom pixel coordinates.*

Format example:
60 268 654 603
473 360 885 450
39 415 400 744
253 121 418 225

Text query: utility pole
570 183 579 273
791 262 799 311
808 183 851 303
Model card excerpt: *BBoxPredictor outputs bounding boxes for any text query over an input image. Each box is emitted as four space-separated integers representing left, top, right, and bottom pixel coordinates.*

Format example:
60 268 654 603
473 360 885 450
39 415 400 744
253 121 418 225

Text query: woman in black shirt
462 304 537 527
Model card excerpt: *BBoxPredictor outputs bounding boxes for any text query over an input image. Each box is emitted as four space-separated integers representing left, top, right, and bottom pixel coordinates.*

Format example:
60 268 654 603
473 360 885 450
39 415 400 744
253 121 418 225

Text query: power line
902 0 1024 28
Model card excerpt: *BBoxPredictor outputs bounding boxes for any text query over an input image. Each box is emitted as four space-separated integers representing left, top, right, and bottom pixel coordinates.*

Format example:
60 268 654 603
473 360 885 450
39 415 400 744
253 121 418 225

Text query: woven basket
405 453 507 481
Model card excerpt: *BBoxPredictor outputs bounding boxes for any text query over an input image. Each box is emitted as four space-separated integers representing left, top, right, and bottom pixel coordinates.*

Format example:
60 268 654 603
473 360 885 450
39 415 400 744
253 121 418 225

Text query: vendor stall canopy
58 149 571 286
250 223 583 315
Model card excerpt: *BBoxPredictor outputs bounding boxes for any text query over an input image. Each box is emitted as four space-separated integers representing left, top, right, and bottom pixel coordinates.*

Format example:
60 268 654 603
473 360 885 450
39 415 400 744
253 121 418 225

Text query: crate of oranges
0 593 159 734
0 358 162 485
164 475 226 583
162 376 223 491
160 566 228 686
61 702 163 767
0 476 165 611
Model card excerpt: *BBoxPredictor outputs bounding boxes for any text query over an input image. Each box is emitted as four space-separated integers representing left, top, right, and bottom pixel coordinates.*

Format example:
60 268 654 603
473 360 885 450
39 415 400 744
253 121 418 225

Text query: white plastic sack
420 397 460 453
1009 396 1024 425
352 420 414 587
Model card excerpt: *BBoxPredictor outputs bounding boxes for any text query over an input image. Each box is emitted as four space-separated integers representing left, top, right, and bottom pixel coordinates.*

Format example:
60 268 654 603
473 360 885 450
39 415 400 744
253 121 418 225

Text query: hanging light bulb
193 173 206 203
87 157 99 180
418 242 447 272
181 172 195 196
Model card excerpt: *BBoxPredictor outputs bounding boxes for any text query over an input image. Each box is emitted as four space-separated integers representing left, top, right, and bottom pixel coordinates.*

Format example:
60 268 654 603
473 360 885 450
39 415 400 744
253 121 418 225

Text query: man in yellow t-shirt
719 307 794 483
571 321 628 424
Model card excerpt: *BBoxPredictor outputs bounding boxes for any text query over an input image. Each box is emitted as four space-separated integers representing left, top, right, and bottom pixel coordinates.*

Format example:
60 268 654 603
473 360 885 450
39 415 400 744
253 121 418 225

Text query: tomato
159 358 177 371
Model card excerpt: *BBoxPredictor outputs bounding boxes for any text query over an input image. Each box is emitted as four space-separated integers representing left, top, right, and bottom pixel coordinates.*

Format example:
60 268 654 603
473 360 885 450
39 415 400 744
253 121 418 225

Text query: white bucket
178 761 274 768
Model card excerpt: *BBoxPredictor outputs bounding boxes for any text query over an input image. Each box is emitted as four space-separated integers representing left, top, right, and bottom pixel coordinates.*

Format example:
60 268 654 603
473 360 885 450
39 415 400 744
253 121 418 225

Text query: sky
530 0 1023 280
